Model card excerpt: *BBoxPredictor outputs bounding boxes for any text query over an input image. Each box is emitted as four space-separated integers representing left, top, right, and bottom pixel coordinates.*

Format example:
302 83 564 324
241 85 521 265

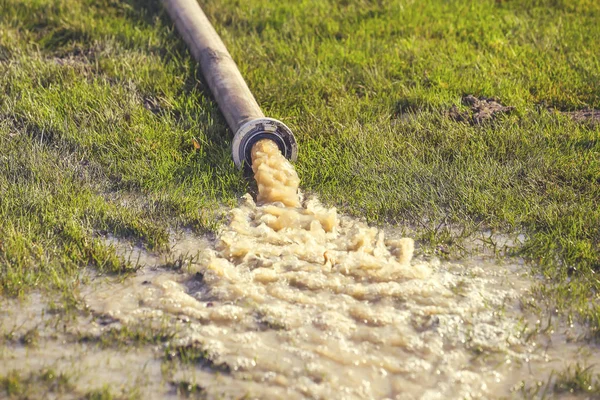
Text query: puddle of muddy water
77 198 597 400
2 226 598 399
2 142 598 399
0 294 168 398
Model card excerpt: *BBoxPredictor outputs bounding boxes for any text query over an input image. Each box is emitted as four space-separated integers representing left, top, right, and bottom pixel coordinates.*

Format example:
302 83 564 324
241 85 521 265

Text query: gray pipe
161 0 298 168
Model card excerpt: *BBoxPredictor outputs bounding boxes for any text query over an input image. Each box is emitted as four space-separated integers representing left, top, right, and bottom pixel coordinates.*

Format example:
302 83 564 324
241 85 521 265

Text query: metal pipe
161 0 298 168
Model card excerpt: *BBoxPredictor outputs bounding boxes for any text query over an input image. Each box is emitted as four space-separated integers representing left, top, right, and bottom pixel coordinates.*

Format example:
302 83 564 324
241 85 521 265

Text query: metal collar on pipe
232 118 298 169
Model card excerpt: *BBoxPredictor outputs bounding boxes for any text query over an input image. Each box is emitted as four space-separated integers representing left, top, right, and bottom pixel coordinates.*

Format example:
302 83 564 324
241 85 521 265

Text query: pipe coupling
232 118 298 169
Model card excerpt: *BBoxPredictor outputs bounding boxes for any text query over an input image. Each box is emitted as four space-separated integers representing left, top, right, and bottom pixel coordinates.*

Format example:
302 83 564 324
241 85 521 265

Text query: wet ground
2 143 598 399
1 223 598 399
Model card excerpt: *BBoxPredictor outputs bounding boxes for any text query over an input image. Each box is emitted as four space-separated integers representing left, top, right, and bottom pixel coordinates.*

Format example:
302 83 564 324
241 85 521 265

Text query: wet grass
0 368 141 399
554 364 600 396
164 344 231 374
518 363 600 399
1 368 73 399
169 381 206 399
0 0 599 395
77 323 175 348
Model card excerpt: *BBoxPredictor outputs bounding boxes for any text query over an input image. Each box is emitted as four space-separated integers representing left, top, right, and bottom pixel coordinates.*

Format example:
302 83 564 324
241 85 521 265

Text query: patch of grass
84 385 140 400
517 363 600 399
554 363 600 396
0 368 73 399
169 380 206 399
20 326 40 347
164 343 231 374
78 323 174 348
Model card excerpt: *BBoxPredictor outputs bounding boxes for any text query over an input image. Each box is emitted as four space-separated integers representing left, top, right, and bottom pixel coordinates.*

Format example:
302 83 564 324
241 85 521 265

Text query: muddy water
80 141 598 399
3 141 598 398
0 294 167 398
251 139 301 207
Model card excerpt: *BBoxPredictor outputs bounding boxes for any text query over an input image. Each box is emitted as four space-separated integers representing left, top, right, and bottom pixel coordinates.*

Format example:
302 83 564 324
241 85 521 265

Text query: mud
0 294 167 398
561 108 600 127
448 95 514 125
2 238 599 399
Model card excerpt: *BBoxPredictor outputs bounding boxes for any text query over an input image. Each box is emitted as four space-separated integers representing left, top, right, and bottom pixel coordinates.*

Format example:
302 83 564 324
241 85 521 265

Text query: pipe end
232 118 298 169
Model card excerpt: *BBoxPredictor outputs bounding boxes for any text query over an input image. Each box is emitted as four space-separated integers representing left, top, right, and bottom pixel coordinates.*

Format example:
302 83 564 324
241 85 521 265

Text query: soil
561 108 600 127
447 95 515 125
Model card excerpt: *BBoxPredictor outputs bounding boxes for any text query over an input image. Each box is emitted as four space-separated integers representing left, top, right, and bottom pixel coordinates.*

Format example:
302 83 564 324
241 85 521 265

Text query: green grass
164 343 231 373
0 0 599 394
518 363 600 399
77 324 175 347
554 364 600 396
0 368 140 399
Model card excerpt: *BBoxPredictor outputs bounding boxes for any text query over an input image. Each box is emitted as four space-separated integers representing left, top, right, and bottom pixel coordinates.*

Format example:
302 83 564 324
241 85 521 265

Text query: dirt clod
447 95 514 125
561 109 600 127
